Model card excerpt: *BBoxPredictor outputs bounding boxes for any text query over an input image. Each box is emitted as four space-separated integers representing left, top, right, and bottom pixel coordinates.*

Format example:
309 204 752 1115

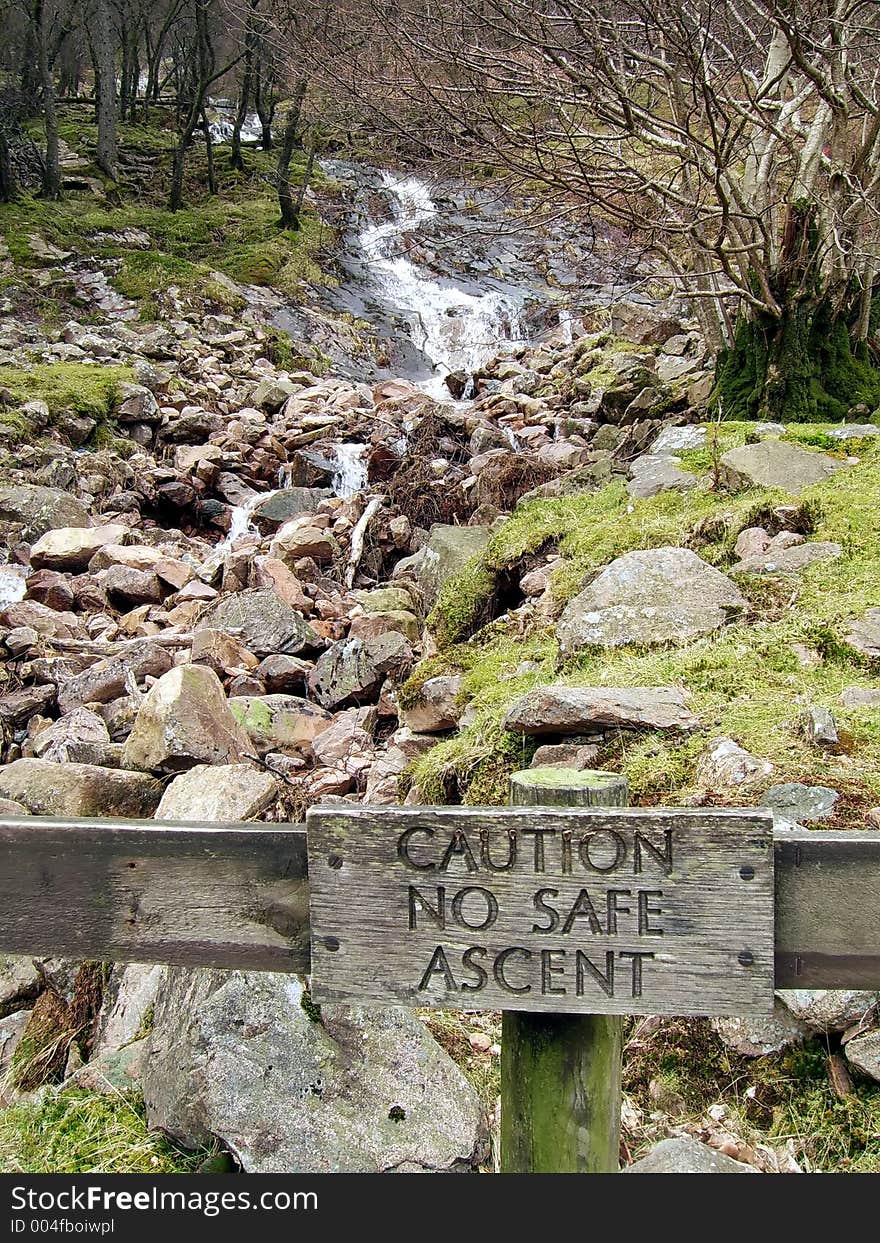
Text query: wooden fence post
500 767 628 1173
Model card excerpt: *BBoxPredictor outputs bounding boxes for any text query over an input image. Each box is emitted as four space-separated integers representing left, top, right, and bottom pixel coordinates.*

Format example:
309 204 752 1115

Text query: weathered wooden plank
774 829 880 988
0 815 878 991
307 805 776 1016
0 816 310 971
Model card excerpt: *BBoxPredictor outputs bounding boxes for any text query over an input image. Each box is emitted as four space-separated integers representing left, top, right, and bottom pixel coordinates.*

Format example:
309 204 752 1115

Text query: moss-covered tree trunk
715 297 880 423
715 204 880 423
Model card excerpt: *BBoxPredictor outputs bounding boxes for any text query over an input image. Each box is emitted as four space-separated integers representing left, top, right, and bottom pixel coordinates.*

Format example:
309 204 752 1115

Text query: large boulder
503 685 701 734
309 633 412 710
712 1002 810 1057
0 758 162 817
844 608 880 660
29 524 129 572
845 1030 880 1083
122 665 252 773
196 589 318 657
57 645 173 713
154 764 278 822
395 524 492 608
720 440 843 494
627 455 699 499
731 541 842 575
401 675 464 732
762 782 838 826
0 485 91 540
557 547 746 654
253 488 332 526
625 1138 757 1174
142 968 488 1173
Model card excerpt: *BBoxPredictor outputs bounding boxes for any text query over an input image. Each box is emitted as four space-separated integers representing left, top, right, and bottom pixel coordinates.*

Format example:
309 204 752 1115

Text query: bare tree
167 0 244 210
333 0 880 422
89 0 119 179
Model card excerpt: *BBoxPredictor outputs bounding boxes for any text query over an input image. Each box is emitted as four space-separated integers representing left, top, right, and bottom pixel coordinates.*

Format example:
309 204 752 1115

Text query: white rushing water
0 565 27 607
331 444 368 498
359 172 524 398
215 490 275 556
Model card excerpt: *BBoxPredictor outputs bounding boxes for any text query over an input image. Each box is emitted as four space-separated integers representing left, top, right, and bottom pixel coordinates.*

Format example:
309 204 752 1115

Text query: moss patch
0 363 132 423
412 431 880 814
0 1089 208 1174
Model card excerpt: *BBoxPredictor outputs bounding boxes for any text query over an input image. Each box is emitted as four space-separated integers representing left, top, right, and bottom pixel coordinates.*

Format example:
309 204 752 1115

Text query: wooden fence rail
0 814 878 989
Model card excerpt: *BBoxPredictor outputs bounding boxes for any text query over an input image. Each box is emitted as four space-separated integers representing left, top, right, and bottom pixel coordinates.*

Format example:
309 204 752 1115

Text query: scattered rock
122 665 253 773
401 675 463 732
309 633 412 710
844 608 880 660
625 1137 757 1173
844 1030 880 1082
0 758 162 817
29 524 129 572
697 737 773 789
840 686 880 708
720 440 843 494
57 645 173 713
503 685 701 735
229 695 333 752
777 990 878 1034
762 782 838 826
712 1002 810 1056
196 589 318 657
142 968 488 1173
627 455 699 499
0 485 91 540
395 524 491 608
732 541 841 575
155 764 278 821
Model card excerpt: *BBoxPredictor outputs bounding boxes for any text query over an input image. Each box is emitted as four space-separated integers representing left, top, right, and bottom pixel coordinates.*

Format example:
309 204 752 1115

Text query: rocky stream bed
0 159 879 1173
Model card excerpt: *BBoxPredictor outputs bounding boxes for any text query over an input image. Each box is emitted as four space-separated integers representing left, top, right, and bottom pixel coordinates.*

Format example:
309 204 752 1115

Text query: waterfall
0 566 27 607
359 171 525 398
331 444 368 498
216 490 276 555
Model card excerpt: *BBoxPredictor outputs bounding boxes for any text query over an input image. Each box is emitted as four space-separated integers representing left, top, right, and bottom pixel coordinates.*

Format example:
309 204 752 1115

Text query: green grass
1 106 334 317
412 429 880 814
0 1088 208 1174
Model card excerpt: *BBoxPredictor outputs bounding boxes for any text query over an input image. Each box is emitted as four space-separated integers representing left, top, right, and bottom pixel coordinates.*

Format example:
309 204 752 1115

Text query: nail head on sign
328 854 344 870
739 865 755 880
324 936 340 952
738 950 754 967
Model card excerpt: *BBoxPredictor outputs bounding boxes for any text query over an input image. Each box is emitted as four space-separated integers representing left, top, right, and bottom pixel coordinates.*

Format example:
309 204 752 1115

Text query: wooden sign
306 805 775 1016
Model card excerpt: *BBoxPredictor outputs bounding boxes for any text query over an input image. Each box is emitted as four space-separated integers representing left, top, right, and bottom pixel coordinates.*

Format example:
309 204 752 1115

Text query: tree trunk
92 0 118 181
33 0 61 200
201 109 215 195
715 297 880 423
276 79 307 228
230 56 252 172
0 133 17 203
714 201 880 422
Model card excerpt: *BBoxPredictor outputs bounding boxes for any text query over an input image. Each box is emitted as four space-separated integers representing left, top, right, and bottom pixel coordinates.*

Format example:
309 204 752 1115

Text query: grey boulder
142 968 488 1173
720 440 843 494
196 589 318 657
557 547 746 654
503 685 701 735
625 1137 757 1173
